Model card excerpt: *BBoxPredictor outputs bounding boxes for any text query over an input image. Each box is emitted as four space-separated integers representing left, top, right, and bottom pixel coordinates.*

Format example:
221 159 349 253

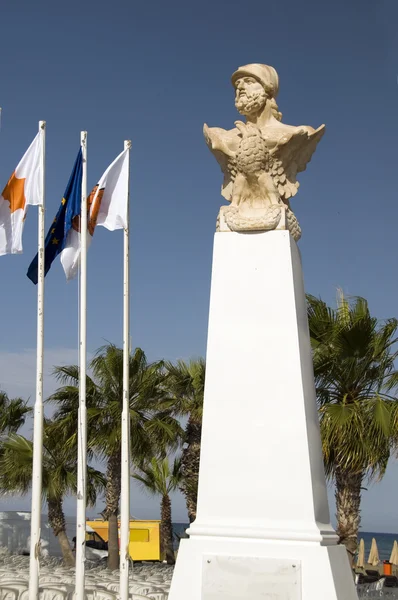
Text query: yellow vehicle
86 519 161 561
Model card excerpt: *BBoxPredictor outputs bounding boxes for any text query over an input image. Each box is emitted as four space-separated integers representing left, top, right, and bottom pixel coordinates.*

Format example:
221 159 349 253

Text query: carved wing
203 124 240 201
270 124 325 202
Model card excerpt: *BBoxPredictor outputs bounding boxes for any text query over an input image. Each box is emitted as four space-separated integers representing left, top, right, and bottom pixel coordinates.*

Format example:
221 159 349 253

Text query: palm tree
307 292 398 561
49 344 182 570
0 391 31 436
0 391 32 496
0 421 105 566
164 359 205 522
133 456 182 564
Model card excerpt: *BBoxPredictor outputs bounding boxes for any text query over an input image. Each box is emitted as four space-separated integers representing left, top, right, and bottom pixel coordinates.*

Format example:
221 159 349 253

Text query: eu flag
27 149 82 284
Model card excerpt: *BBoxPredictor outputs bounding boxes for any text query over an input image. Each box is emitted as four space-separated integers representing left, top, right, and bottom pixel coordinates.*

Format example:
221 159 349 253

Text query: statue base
169 231 357 600
216 204 302 241
171 538 356 600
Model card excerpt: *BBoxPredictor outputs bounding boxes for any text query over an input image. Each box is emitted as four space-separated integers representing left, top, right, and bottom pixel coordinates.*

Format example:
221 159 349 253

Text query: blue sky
0 0 397 529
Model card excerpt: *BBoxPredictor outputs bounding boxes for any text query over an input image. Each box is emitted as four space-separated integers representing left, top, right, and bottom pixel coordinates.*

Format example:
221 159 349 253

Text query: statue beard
235 87 267 116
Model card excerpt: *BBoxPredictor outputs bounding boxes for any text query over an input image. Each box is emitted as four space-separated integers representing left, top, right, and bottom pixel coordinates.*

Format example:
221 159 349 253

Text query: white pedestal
169 231 357 600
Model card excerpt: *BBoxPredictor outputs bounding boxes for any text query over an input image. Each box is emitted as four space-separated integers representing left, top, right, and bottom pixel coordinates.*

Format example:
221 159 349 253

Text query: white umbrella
356 538 365 569
368 537 380 566
390 540 398 566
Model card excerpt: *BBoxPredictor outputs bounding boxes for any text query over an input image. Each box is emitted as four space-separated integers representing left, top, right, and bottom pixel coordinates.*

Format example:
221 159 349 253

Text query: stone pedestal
169 231 357 600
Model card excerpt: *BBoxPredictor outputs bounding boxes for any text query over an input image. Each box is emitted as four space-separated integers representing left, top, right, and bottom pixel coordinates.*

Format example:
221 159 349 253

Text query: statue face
234 76 267 116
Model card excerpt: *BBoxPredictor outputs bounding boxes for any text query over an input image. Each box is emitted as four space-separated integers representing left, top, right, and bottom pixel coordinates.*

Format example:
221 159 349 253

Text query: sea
0 512 394 561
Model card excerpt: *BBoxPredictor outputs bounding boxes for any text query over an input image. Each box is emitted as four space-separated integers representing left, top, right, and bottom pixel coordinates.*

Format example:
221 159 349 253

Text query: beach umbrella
390 540 398 565
356 538 365 569
368 538 380 566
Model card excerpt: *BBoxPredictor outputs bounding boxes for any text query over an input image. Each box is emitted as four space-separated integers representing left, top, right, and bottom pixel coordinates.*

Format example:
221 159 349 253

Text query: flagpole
120 140 132 600
75 131 87 600
28 120 46 600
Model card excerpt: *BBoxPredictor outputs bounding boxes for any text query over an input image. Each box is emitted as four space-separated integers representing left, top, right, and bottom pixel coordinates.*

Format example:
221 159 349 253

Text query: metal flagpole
120 140 132 600
28 120 46 600
75 131 88 600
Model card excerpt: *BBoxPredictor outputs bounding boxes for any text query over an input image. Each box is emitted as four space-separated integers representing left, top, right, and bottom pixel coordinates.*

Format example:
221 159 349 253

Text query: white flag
0 133 42 255
60 147 129 280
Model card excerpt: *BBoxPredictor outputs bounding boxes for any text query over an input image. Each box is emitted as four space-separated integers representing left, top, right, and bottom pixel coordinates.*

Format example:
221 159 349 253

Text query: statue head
231 64 282 120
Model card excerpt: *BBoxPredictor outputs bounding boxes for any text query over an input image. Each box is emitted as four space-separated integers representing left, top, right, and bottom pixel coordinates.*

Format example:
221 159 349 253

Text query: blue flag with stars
27 149 82 284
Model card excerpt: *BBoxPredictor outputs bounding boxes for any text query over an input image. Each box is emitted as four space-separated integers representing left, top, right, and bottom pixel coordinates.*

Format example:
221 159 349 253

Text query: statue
203 63 325 240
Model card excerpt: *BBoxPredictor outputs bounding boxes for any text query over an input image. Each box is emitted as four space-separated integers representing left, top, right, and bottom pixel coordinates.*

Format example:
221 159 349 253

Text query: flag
60 147 129 280
27 149 82 284
0 132 42 255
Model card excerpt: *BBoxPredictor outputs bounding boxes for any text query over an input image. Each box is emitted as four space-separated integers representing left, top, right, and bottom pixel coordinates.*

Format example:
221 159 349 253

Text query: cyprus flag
60 147 129 280
0 133 42 255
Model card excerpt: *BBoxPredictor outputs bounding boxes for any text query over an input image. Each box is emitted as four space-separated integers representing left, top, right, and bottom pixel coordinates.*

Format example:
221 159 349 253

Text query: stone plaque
202 555 301 600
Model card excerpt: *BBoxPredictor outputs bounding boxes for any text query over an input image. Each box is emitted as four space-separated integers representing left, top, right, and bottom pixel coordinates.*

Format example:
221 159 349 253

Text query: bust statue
204 63 325 240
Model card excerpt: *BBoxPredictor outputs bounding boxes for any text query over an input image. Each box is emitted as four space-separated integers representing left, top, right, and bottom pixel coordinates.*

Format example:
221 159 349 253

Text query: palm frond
0 393 31 435
308 293 398 484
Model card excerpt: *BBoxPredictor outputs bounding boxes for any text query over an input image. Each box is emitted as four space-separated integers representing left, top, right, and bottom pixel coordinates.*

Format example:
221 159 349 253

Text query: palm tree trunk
47 498 75 567
108 513 119 570
180 415 201 523
160 494 175 565
335 467 363 564
104 450 121 570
